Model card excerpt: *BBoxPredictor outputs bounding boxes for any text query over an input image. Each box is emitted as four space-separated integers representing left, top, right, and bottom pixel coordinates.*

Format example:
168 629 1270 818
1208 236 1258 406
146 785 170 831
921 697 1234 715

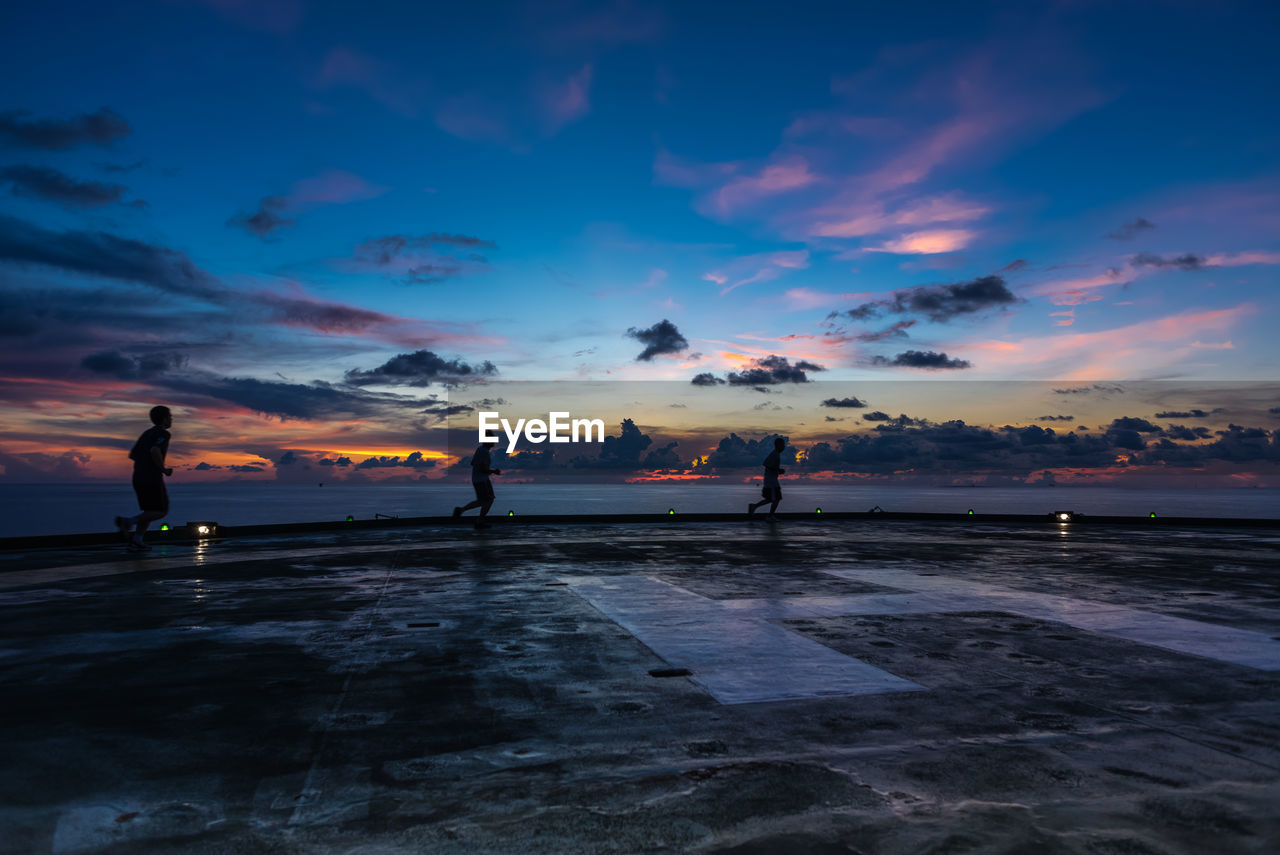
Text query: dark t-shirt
129 426 170 477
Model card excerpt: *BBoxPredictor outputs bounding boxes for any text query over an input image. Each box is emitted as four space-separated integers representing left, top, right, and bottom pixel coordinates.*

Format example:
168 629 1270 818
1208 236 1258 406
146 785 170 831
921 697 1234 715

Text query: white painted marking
825 567 1280 671
570 576 926 704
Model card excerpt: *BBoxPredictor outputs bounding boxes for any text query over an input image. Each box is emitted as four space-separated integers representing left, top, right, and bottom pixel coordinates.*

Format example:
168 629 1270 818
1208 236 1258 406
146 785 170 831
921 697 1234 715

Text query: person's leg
134 509 164 534
129 480 165 546
475 483 495 526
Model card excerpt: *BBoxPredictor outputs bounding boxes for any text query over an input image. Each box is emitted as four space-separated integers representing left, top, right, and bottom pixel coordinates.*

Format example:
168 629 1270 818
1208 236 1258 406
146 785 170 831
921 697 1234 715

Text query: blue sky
1 0 1278 483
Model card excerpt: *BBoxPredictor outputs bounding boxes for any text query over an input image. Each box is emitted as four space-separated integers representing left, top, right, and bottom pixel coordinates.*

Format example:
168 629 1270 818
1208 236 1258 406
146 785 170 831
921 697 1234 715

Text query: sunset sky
1 1 1278 485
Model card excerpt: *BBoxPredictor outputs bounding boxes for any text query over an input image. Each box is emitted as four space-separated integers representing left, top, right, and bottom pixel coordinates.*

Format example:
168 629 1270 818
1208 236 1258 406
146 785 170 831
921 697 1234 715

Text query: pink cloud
653 148 738 188
1023 269 1130 299
782 287 872 311
709 158 819 216
1204 250 1280 267
434 95 510 145
316 47 425 116
289 169 387 206
538 64 594 133
865 229 976 254
962 305 1251 378
713 249 811 295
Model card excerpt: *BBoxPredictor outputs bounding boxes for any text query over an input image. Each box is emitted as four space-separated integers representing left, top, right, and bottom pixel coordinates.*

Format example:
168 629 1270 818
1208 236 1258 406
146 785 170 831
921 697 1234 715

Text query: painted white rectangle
571 576 926 704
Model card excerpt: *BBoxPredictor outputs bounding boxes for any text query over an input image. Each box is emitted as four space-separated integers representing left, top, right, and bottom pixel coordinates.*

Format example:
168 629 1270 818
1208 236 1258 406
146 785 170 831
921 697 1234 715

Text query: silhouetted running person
454 441 502 528
748 437 786 521
114 405 173 551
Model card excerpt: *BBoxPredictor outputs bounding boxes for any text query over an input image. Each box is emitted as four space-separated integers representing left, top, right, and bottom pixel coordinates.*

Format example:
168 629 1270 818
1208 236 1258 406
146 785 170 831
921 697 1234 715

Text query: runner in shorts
114 405 174 551
453 441 502 528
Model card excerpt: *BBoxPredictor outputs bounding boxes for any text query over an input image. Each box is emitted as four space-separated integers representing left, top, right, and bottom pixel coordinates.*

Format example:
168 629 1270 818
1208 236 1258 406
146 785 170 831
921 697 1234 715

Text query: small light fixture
967 508 974 515
160 524 170 531
188 521 218 537
345 515 355 522
815 507 822 514
668 508 675 515
508 510 515 517
1149 512 1157 519
1053 511 1074 522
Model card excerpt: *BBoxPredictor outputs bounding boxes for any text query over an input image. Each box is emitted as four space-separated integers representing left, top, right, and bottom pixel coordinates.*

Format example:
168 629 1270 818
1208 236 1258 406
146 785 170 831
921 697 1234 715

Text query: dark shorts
761 485 782 502
132 475 169 515
472 480 495 502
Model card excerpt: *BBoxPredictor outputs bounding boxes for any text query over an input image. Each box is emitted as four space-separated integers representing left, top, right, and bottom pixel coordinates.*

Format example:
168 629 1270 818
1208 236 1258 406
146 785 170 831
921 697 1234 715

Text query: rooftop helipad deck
1 520 1278 853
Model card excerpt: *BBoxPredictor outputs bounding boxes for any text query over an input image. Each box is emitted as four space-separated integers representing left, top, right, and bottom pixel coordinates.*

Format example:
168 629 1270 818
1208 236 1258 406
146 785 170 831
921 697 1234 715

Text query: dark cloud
354 451 437 470
155 374 420 421
355 234 497 264
1164 424 1213 441
277 451 299 466
821 396 867 409
869 413 927 429
726 355 825 386
1037 415 1074 422
1130 252 1204 271
845 275 1017 323
0 107 130 150
570 419 657 469
0 214 224 301
870 350 971 370
228 195 295 238
1106 218 1156 240
192 462 220 471
854 320 915 342
345 350 497 386
690 372 725 386
1270 407 1280 415
1107 417 1163 433
1053 384 1125 395
1154 409 1210 419
803 421 1122 475
1 165 129 208
824 416 842 422
404 262 464 283
228 463 267 472
253 292 401 334
0 219 408 339
997 259 1029 273
1136 424 1280 466
692 433 794 471
420 401 474 418
80 350 187 379
0 449 92 481
1103 416 1163 451
353 234 496 283
627 318 689 361
318 456 353 467
95 159 147 173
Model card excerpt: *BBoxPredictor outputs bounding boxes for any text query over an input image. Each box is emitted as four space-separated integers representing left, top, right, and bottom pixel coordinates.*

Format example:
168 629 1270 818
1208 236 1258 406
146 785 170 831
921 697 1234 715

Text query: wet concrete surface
0 519 1278 854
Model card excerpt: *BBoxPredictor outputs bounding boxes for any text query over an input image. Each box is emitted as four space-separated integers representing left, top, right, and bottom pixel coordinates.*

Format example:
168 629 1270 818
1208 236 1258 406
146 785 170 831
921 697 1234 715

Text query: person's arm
150 445 173 476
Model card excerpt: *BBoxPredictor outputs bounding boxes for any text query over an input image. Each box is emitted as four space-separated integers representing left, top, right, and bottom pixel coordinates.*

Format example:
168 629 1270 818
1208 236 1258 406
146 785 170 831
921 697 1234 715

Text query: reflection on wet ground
1 520 1278 853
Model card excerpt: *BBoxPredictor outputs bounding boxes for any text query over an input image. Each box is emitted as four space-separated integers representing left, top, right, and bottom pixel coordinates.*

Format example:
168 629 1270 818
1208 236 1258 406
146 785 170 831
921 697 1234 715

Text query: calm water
1 482 1277 538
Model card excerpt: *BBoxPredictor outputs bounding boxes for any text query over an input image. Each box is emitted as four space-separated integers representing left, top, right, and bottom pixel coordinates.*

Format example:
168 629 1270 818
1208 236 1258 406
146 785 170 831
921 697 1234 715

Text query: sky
1 0 1278 486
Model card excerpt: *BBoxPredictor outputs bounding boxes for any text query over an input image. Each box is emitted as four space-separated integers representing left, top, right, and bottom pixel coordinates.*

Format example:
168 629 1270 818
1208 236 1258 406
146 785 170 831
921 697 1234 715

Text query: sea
1 482 1277 538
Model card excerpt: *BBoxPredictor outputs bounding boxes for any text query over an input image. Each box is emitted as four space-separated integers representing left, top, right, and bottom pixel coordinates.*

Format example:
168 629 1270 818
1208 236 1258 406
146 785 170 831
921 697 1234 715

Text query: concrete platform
1 519 1278 853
